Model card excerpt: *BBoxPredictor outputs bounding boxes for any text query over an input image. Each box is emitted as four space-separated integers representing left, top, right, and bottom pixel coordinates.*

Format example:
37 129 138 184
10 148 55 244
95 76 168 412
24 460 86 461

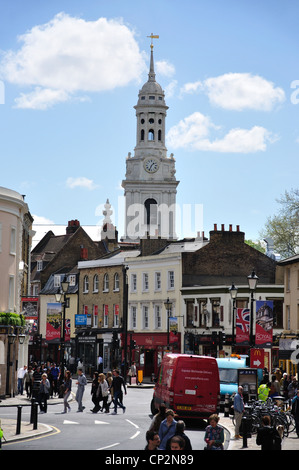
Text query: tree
260 188 299 259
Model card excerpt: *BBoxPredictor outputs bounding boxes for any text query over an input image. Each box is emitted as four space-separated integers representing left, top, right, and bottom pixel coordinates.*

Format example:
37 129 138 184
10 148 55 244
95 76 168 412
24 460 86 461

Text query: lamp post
122 265 129 383
247 270 259 347
55 275 69 380
164 297 172 351
229 282 238 351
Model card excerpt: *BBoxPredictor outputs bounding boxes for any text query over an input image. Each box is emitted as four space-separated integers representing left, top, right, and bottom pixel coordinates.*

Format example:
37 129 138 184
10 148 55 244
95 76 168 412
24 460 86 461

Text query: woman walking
62 370 72 413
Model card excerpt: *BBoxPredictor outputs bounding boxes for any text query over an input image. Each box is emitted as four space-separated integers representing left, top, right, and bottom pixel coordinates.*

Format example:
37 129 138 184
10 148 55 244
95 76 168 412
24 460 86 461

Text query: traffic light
130 339 137 349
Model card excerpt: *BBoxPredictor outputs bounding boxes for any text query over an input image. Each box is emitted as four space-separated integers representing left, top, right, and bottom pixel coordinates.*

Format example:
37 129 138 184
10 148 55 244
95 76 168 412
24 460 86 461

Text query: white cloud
66 177 98 190
166 111 277 153
1 13 146 109
180 73 285 111
156 60 175 77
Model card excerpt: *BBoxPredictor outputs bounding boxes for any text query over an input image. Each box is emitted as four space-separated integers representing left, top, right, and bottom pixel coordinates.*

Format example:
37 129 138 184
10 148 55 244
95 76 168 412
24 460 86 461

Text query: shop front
122 332 181 379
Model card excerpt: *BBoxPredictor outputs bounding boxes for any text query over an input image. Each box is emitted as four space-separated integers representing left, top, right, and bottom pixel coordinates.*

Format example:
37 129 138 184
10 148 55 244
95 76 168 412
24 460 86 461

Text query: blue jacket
234 393 244 413
159 418 177 450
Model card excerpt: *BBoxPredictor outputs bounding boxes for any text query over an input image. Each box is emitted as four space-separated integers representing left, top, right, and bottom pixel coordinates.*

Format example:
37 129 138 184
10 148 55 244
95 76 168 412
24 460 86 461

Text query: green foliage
0 312 25 326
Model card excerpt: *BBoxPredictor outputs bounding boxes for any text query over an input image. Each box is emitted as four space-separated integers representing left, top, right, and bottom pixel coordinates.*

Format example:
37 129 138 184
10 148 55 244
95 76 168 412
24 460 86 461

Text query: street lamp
247 270 259 347
55 275 69 379
229 282 238 351
164 297 172 351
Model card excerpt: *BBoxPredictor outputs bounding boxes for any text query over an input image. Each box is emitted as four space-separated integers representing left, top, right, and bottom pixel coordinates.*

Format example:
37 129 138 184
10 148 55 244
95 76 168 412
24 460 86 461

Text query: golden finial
147 33 159 49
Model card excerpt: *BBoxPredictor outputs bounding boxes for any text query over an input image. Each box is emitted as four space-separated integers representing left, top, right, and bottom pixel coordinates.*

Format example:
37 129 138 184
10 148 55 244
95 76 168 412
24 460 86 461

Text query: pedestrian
158 409 177 450
38 373 50 413
76 368 87 412
50 363 60 397
144 430 161 451
106 371 113 409
166 420 192 450
288 376 298 402
149 403 167 433
258 382 271 402
128 361 137 384
170 435 185 450
97 355 103 373
32 365 42 400
98 373 110 413
233 386 244 439
256 415 282 450
291 389 299 437
269 374 281 398
204 414 224 450
110 369 126 414
61 370 72 414
281 373 291 400
24 366 33 398
17 365 27 395
91 371 101 413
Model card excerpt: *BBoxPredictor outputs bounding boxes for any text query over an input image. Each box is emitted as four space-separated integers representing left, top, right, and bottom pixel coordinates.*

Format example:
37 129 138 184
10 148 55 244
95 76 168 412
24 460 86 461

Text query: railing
0 400 39 437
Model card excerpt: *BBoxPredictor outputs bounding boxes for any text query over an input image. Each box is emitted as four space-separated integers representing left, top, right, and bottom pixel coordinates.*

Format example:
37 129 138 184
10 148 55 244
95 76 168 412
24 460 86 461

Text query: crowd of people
145 403 225 451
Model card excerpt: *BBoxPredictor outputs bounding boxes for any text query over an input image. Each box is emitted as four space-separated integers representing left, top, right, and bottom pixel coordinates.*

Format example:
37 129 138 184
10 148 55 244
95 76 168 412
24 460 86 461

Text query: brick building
181 224 284 368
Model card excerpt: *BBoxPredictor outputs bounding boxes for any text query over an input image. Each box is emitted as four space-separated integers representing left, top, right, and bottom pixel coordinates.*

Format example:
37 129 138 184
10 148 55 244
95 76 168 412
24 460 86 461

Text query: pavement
1 383 299 450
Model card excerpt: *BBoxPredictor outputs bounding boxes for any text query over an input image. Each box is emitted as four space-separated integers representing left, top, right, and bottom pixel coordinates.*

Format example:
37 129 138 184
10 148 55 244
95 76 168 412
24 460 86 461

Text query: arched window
144 198 158 227
103 273 109 291
158 129 162 141
83 275 89 293
114 273 120 291
148 129 154 141
93 274 99 292
141 129 144 141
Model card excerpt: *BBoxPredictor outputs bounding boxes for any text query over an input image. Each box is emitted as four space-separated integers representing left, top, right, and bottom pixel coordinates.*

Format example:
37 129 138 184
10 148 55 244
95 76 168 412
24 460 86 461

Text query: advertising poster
169 316 178 343
236 308 250 345
255 300 273 348
46 302 62 340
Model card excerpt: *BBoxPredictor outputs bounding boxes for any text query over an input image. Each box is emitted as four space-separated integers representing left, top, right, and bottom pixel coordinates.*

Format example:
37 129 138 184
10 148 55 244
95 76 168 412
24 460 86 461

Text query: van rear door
172 357 219 418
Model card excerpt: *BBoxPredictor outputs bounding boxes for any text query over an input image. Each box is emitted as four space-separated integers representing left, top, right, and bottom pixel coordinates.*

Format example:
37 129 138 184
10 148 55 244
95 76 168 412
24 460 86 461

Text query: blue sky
0 1 298 247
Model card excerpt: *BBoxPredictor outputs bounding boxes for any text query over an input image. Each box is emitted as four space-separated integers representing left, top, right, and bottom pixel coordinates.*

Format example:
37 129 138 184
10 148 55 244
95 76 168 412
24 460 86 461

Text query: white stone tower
122 36 179 241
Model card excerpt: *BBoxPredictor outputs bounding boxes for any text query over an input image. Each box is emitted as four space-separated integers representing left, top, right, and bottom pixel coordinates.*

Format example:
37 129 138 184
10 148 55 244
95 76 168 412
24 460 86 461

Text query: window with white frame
93 274 99 292
131 305 137 329
168 270 175 290
10 225 16 255
155 304 161 329
114 273 120 291
114 304 119 327
103 304 108 327
143 273 149 291
69 274 76 287
8 275 15 312
37 260 43 272
143 305 149 328
83 275 89 293
54 275 61 289
103 273 109 292
155 272 161 291
131 273 137 292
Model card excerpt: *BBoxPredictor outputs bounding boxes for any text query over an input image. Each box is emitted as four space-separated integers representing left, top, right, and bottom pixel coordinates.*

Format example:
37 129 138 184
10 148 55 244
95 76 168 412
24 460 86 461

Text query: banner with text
255 300 273 348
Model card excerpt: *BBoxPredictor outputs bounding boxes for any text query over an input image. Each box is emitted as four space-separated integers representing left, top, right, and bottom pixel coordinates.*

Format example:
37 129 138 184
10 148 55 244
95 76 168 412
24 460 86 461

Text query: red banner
236 308 250 345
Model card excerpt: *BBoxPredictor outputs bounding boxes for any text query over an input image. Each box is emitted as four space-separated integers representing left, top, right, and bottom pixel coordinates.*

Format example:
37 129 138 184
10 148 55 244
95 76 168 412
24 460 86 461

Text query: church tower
122 36 179 241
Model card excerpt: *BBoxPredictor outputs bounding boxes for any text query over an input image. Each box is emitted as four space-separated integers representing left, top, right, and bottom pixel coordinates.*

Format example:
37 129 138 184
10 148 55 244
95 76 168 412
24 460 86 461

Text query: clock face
144 158 159 173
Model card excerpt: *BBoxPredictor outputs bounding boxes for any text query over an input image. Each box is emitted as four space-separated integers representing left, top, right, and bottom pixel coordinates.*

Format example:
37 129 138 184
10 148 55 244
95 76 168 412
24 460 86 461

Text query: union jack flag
236 308 250 344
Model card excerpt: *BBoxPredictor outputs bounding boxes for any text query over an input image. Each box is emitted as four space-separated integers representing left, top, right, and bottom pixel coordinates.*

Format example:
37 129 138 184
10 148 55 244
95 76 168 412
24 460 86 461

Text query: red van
151 354 220 419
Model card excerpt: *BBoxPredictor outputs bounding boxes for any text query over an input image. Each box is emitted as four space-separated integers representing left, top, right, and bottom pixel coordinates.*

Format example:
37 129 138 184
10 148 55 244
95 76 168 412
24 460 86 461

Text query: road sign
250 348 265 369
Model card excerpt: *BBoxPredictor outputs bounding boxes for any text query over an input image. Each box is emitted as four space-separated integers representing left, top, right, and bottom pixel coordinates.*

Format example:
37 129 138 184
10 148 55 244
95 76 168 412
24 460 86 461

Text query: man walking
76 368 87 412
233 385 244 439
111 369 127 414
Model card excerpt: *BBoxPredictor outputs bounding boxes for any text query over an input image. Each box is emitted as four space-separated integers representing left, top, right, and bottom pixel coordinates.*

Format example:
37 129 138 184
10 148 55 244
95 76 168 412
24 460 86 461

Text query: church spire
147 33 159 82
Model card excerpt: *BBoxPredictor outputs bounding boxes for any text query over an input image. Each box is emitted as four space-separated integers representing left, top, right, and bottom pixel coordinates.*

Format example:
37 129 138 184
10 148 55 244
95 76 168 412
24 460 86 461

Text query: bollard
224 393 230 417
32 401 38 430
16 405 22 435
242 416 248 448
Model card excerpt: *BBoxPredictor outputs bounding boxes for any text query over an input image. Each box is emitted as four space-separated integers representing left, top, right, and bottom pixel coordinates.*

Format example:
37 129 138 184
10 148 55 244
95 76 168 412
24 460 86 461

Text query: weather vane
147 33 159 49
